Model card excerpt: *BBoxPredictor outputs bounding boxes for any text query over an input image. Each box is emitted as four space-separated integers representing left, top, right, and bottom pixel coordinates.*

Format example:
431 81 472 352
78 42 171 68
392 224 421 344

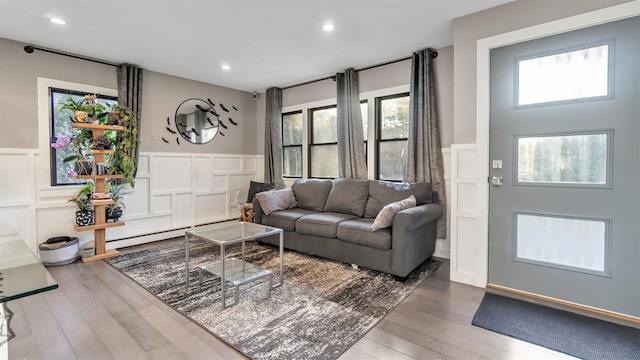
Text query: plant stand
72 123 126 262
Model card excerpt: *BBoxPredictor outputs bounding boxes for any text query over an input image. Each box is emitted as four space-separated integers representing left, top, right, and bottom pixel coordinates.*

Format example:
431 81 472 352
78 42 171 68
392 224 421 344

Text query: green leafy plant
62 128 94 163
105 181 126 211
107 105 139 188
69 182 94 211
59 94 109 123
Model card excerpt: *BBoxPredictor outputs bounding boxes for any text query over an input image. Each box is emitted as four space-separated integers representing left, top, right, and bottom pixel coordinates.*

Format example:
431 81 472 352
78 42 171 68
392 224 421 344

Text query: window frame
514 40 614 109
308 104 338 179
375 92 410 182
49 87 118 186
281 110 303 178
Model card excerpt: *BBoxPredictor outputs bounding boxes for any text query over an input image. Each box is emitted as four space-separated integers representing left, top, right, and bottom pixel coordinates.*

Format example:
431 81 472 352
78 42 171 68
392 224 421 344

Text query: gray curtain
405 48 447 239
117 64 143 178
264 87 284 187
336 68 367 179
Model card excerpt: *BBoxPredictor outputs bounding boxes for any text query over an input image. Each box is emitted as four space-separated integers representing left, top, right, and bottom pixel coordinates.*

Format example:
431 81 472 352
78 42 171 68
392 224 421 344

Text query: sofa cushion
247 180 275 203
364 181 432 218
262 208 316 232
296 212 357 238
292 179 333 211
371 195 416 231
323 178 369 217
337 218 392 250
255 189 297 215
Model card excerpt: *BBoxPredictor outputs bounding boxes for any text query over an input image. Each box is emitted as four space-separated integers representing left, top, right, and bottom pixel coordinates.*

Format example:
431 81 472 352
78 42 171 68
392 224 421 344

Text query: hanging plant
107 105 139 188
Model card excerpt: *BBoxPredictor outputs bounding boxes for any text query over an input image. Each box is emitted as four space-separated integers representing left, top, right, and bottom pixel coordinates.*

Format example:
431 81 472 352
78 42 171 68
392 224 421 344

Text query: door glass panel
517 44 609 106
516 132 609 186
516 213 608 274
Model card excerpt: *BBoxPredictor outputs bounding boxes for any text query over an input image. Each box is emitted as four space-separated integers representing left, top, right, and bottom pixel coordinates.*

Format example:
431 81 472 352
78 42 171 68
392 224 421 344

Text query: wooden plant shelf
81 249 120 263
75 174 124 180
88 149 115 155
72 123 124 131
74 221 125 232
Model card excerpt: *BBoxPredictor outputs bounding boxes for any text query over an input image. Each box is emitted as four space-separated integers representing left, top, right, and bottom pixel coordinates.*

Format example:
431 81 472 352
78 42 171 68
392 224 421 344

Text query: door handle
491 176 503 187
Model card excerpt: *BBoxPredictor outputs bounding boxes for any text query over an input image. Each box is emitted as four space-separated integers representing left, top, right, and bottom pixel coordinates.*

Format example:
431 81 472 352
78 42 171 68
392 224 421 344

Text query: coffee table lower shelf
199 257 272 306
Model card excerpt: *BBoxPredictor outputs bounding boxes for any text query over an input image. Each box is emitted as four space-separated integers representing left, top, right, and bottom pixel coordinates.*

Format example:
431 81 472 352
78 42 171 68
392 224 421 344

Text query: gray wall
452 0 632 144
0 38 117 148
142 71 257 154
260 45 454 148
0 37 258 154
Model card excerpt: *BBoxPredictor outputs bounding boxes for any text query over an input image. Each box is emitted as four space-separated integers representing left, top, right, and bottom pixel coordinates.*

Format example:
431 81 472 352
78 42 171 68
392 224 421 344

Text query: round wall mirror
175 98 219 144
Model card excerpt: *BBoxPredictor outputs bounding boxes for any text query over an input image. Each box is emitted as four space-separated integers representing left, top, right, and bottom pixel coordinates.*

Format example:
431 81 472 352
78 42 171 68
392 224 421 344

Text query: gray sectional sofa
252 178 443 277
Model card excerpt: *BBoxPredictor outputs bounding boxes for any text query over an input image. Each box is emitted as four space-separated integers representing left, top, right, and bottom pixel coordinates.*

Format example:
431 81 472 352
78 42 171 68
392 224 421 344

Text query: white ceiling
0 0 512 92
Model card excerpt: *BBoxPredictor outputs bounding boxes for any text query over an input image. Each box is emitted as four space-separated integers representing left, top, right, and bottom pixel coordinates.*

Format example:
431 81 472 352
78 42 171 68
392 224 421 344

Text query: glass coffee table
185 222 283 308
1 223 58 344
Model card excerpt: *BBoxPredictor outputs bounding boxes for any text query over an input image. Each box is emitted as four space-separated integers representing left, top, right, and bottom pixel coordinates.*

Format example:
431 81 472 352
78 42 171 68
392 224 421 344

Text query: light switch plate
492 160 503 169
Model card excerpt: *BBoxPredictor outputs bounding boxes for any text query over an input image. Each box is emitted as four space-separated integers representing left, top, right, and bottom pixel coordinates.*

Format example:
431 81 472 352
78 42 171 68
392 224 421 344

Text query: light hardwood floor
7 244 575 359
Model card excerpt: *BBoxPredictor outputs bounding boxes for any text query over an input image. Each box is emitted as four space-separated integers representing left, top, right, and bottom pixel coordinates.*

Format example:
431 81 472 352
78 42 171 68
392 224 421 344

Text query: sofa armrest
391 203 443 277
394 203 443 232
252 197 264 224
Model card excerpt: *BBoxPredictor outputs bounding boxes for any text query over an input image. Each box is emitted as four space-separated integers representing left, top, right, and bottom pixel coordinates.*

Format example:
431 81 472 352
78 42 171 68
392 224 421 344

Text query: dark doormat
472 293 640 360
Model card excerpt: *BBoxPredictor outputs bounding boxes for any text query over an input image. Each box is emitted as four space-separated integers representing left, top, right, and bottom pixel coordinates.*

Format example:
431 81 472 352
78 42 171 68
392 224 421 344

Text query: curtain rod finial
24 45 34 53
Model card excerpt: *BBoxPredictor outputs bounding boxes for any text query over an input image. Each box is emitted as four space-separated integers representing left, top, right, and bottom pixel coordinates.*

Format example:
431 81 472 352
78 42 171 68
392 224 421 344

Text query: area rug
107 239 440 360
472 293 640 360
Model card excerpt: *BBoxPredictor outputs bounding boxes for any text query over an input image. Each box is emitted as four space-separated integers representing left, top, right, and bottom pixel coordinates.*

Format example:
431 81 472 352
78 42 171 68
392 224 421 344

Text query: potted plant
69 182 94 226
60 94 109 124
107 105 139 188
105 181 125 222
63 128 94 175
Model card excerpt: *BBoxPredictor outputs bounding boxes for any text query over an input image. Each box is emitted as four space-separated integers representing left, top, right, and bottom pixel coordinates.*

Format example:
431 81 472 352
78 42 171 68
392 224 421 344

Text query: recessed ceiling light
221 65 231 71
323 23 334 32
49 17 66 25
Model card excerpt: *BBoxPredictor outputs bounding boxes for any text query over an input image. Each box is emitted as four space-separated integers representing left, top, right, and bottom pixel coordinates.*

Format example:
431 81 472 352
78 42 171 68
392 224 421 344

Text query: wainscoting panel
450 144 484 286
0 148 264 253
434 148 451 259
0 152 31 205
195 156 214 192
152 155 193 193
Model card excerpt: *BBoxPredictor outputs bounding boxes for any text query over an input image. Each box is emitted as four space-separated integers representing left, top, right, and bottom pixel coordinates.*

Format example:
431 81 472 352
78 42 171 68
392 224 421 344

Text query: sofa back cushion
323 178 369 217
292 179 333 211
364 180 432 218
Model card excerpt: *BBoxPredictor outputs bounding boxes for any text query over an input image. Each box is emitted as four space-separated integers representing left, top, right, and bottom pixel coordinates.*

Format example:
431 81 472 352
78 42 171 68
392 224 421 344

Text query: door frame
472 0 639 288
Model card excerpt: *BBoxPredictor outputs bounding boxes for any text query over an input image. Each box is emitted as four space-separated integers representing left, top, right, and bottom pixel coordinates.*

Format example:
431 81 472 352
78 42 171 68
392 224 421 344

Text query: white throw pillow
371 195 416 231
255 189 297 215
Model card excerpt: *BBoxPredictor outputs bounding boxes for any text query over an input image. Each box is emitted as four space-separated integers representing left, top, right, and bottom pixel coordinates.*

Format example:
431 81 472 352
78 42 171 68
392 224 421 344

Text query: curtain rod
281 48 438 90
23 45 119 67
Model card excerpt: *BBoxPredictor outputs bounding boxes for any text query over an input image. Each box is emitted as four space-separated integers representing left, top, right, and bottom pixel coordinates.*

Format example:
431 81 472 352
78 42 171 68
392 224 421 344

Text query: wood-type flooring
7 244 575 359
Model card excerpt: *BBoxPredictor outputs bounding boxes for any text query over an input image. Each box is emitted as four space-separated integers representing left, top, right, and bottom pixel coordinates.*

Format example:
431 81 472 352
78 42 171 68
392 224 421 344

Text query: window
50 88 117 186
515 212 608 275
517 43 611 106
375 93 410 181
309 106 338 178
282 111 303 177
516 131 611 187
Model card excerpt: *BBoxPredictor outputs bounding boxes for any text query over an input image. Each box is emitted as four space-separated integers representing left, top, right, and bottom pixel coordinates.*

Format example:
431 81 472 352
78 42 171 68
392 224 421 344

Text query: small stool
240 203 255 222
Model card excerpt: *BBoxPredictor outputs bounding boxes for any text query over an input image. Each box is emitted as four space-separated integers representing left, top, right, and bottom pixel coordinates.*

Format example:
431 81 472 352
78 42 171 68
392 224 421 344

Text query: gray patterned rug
107 238 440 360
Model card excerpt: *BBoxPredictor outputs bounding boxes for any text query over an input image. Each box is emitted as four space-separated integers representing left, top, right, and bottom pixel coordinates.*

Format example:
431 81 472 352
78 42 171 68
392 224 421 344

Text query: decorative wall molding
449 144 484 286
0 148 264 254
434 147 451 259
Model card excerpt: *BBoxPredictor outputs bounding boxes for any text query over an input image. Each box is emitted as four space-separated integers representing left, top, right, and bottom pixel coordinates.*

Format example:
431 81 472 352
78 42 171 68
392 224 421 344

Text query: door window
517 43 611 106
